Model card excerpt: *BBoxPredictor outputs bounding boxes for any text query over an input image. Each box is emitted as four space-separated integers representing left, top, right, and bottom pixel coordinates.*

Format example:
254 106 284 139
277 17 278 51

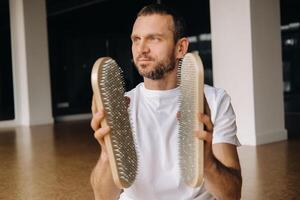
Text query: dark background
0 0 299 138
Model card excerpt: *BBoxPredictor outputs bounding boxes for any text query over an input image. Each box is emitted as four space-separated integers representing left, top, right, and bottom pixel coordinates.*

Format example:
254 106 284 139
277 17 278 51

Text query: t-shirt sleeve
212 90 241 146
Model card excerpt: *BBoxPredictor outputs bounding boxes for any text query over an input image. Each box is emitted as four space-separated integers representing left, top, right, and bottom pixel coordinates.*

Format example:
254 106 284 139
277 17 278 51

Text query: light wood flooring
0 120 299 200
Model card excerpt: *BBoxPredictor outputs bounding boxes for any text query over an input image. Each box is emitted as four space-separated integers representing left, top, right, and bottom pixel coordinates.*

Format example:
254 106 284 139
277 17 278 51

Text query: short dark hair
137 4 187 43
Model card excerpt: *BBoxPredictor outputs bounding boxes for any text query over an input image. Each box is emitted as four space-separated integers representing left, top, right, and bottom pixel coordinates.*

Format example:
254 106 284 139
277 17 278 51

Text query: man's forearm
90 156 121 200
204 156 242 200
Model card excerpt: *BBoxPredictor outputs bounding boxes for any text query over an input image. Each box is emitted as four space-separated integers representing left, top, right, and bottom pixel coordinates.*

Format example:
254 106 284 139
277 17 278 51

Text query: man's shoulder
125 82 144 97
204 84 228 101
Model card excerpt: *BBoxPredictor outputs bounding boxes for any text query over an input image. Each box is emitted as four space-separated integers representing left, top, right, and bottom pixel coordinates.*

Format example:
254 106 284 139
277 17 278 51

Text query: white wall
1 0 53 127
210 0 287 145
250 0 286 144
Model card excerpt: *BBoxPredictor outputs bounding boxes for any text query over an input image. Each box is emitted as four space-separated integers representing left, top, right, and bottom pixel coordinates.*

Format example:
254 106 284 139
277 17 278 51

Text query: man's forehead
132 14 174 33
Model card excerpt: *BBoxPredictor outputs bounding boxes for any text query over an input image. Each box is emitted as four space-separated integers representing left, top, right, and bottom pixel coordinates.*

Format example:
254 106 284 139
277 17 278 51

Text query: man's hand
91 96 110 160
195 112 213 143
192 96 214 166
90 95 131 159
194 97 242 200
194 96 215 170
90 95 130 200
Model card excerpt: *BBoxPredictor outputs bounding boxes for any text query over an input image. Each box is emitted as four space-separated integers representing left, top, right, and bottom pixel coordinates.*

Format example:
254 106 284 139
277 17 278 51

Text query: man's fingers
176 111 181 120
204 95 211 117
124 96 131 109
198 113 213 131
90 111 105 131
94 126 110 141
91 95 98 115
195 130 212 143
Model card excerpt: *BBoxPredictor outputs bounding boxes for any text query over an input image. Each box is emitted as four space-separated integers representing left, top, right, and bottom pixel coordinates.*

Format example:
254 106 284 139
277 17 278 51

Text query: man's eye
132 37 140 43
150 37 160 41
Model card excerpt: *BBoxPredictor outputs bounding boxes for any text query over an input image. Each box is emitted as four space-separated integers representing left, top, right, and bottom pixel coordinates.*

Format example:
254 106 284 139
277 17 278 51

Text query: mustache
136 54 154 61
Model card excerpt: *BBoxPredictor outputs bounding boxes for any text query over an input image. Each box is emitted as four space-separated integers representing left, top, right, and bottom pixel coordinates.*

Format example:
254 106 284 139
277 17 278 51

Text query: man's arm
196 113 242 200
205 143 242 200
90 151 121 200
90 97 121 200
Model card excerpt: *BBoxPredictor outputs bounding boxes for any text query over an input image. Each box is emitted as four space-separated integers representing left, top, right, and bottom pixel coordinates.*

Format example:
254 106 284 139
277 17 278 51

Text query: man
90 4 242 200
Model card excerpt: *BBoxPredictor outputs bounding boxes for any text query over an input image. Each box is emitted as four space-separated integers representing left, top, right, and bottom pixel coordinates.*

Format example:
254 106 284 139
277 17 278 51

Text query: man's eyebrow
148 33 164 37
130 34 137 39
131 33 165 39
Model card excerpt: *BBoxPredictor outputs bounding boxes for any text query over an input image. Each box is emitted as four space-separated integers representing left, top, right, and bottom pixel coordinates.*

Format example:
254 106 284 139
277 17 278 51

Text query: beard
134 51 176 80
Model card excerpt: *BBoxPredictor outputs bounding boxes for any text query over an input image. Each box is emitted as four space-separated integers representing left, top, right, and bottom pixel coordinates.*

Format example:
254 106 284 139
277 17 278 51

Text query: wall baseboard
0 120 17 129
55 113 92 122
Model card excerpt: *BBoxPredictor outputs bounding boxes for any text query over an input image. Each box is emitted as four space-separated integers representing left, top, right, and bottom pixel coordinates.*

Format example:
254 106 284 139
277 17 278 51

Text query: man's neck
143 69 178 90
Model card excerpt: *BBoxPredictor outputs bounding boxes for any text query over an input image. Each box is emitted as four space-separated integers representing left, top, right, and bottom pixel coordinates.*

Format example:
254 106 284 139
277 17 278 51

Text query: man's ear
175 37 189 59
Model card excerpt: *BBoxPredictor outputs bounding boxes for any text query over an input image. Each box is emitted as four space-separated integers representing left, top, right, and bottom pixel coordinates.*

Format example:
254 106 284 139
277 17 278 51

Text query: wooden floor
0 120 299 200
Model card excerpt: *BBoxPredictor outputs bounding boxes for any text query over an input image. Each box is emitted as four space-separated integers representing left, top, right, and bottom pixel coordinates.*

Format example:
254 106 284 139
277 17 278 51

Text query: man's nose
138 40 150 54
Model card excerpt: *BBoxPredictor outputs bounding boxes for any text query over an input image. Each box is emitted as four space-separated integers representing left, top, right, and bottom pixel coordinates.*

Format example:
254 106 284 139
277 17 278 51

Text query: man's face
131 14 177 80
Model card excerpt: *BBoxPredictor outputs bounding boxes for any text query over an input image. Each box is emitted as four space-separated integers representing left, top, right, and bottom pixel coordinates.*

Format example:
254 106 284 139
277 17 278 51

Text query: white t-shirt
119 83 240 200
